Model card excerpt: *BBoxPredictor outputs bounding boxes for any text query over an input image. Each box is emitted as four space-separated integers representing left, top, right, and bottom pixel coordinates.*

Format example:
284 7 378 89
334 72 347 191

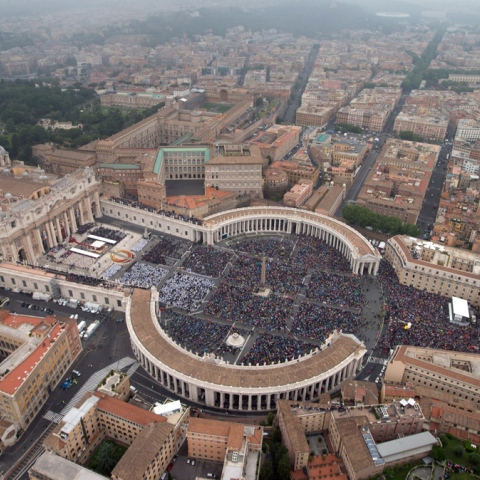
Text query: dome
5 193 12 198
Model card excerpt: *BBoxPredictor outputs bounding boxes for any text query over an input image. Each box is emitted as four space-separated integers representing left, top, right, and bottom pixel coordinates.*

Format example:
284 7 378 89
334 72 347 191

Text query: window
68 290 73 297
80 293 85 300
117 300 122 307
45 285 50 292
92 295 97 302
34 282 38 289
105 297 109 305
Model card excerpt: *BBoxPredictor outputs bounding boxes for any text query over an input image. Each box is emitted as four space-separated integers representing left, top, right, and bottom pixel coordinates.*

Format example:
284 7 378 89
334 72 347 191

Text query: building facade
0 167 101 265
0 310 82 433
385 235 480 306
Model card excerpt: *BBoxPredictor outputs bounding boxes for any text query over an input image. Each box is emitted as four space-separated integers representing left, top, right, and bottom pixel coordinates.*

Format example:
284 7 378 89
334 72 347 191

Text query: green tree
271 427 281 444
10 133 20 158
267 411 275 426
453 445 465 457
94 442 117 474
470 452 480 466
276 453 291 480
259 458 275 480
431 445 446 462
438 434 449 446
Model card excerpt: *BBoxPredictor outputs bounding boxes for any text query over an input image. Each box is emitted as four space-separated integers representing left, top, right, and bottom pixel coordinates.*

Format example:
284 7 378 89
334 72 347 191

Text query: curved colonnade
127 289 367 412
202 207 381 275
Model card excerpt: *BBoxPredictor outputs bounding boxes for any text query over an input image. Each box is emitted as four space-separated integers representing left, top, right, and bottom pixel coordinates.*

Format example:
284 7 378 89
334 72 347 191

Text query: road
283 45 319 124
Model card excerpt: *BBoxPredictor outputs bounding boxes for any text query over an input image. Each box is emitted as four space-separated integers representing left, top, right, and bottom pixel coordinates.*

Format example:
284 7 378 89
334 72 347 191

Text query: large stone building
44 390 189 478
248 124 301 162
0 310 82 438
0 167 100 265
187 417 263 474
204 144 264 197
385 345 480 408
385 235 480 306
100 91 166 109
277 398 435 480
356 139 440 224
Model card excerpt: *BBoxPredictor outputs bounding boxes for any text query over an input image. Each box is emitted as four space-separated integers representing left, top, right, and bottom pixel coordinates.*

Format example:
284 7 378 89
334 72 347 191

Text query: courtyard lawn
87 440 128 476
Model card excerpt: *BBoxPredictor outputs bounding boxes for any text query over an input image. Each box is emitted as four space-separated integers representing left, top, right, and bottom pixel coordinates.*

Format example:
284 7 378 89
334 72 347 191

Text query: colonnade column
79 200 85 225
35 228 45 255
70 208 78 233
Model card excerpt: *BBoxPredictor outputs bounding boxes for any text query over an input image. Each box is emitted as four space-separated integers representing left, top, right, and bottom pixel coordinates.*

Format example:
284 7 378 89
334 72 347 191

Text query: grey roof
376 431 437 458
31 452 108 479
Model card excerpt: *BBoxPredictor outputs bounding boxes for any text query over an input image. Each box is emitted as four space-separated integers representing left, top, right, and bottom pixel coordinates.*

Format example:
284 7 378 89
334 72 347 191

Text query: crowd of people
232 237 295 260
240 332 317 365
158 272 214 311
204 283 292 331
100 263 122 280
119 262 168 289
181 246 232 278
109 196 203 225
165 313 239 357
307 272 363 308
378 261 480 355
131 238 149 252
223 255 305 295
76 223 94 235
293 235 351 272
143 238 188 265
291 302 362 342
60 251 97 269
90 227 126 243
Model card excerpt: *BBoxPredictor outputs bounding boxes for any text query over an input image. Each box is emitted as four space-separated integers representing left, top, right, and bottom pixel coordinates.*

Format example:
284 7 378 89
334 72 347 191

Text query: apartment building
456 119 480 142
0 310 81 436
269 160 320 187
187 417 263 478
278 399 435 480
356 139 439 224
296 105 335 128
44 391 189 479
284 180 313 208
248 124 301 162
385 235 480 306
385 345 480 408
394 108 449 141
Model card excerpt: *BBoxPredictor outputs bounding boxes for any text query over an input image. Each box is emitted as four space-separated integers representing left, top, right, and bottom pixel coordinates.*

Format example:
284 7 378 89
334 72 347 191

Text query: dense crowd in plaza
109 196 203 225
119 262 168 288
181 246 232 277
100 263 122 280
204 283 292 330
166 313 238 357
232 237 295 260
76 223 94 235
240 332 317 365
293 235 351 271
143 237 188 265
223 255 305 295
307 271 364 308
158 272 214 311
60 251 96 269
291 302 362 342
90 227 126 243
131 238 149 252
378 261 480 354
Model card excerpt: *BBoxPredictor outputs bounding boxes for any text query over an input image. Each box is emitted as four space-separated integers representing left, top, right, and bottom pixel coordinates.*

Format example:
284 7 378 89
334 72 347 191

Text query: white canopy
452 296 469 318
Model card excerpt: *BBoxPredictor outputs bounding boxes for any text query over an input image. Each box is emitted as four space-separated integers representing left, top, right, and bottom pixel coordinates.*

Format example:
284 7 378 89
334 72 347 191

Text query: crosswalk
43 411 64 424
368 356 388 365
42 356 139 424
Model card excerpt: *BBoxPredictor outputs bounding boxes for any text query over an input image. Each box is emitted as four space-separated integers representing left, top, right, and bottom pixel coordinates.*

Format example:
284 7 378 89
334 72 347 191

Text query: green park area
202 103 233 113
